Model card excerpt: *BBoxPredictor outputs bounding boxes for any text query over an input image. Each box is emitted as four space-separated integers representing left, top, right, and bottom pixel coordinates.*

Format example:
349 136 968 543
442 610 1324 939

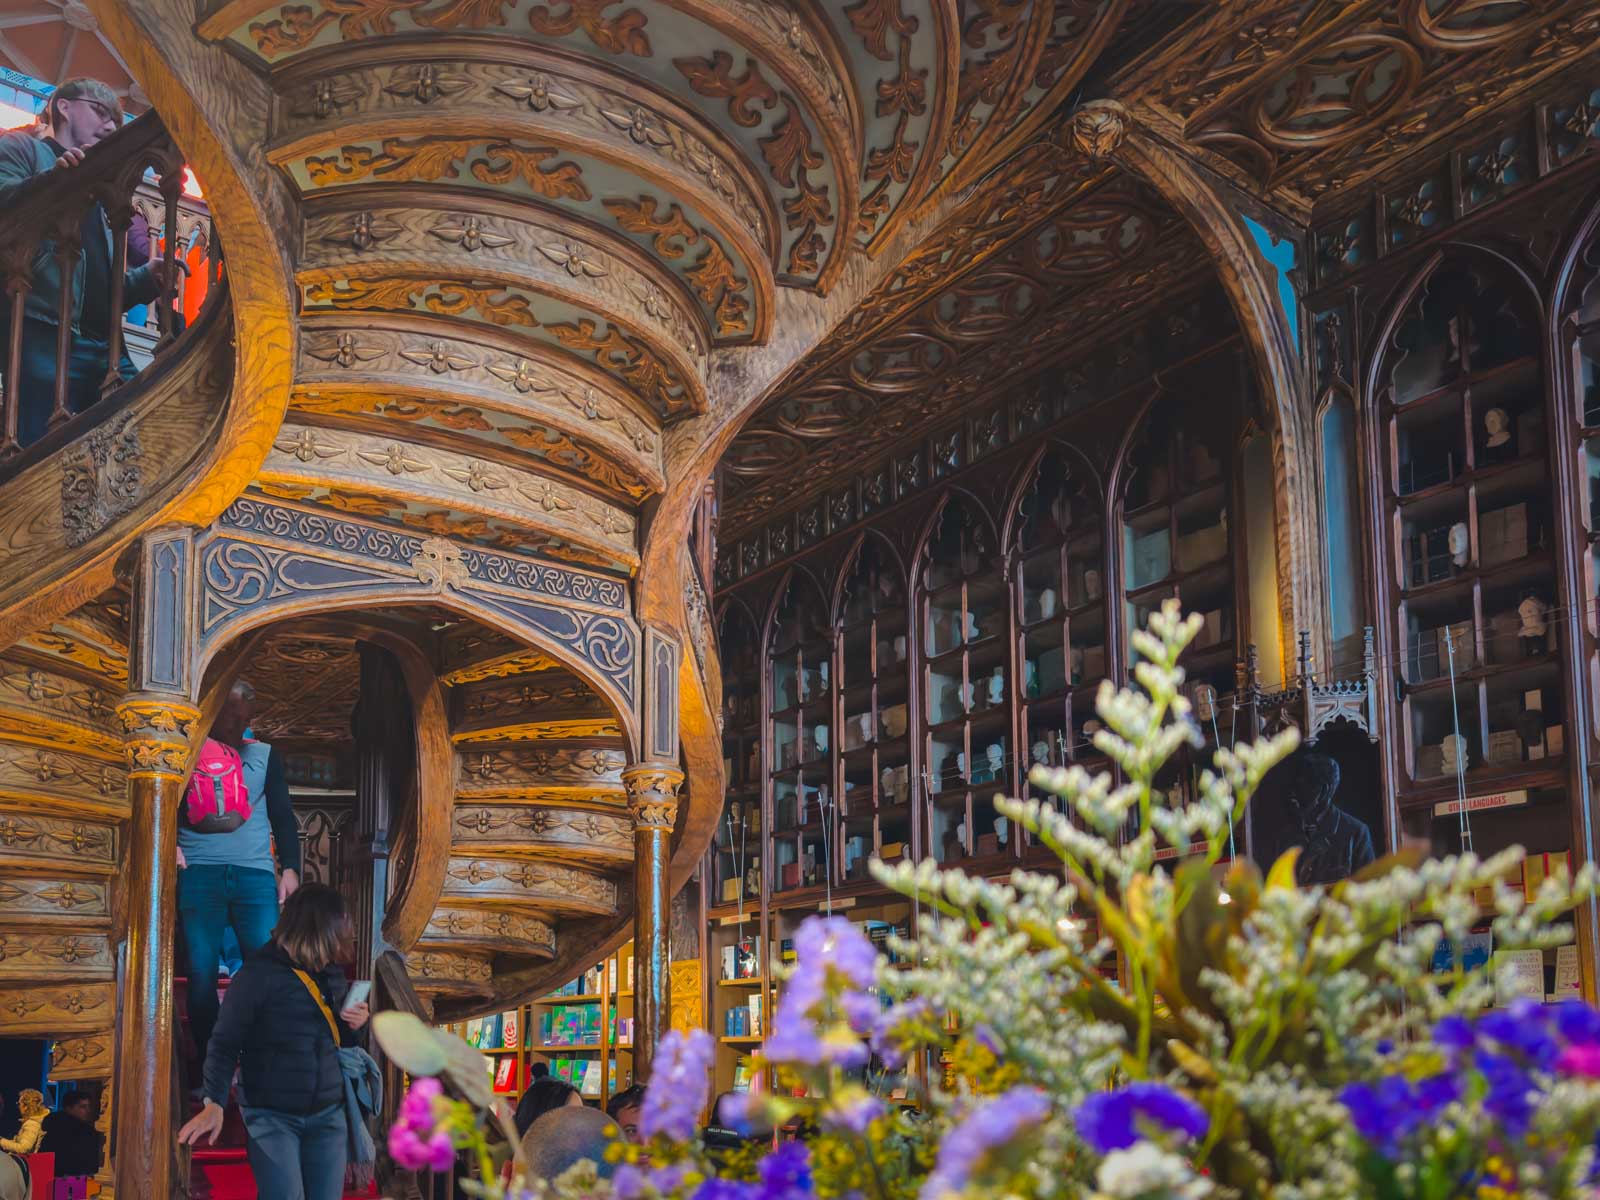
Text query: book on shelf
493 1056 516 1094
1554 945 1581 1001
1494 948 1546 1007
1432 930 1493 977
502 1009 518 1050
731 1057 754 1092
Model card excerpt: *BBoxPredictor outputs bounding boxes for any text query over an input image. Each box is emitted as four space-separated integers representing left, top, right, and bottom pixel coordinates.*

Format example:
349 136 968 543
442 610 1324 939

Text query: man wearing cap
0 78 163 447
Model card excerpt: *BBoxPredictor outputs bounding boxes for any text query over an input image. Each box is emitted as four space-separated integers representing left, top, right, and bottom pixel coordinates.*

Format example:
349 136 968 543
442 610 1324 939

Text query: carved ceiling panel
721 174 1180 526
1110 0 1600 208
245 631 361 743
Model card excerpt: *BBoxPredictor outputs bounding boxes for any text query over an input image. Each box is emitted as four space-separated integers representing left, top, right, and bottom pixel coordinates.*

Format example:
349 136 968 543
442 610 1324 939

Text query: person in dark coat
40 1091 101 1179
177 884 369 1200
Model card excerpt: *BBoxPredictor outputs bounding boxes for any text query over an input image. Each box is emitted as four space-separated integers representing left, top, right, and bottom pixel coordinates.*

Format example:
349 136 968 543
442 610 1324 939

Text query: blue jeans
240 1102 346 1200
178 863 278 1059
14 318 135 447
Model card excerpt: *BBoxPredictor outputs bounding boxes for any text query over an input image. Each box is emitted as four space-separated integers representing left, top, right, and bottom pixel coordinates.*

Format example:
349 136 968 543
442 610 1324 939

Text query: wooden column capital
115 692 201 781
623 763 684 830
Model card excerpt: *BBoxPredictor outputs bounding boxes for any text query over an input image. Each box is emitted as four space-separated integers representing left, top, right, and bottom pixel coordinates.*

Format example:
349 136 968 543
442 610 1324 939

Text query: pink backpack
184 739 252 833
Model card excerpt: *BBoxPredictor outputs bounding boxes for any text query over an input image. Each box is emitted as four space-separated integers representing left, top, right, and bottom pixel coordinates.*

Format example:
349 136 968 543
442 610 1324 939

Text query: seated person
0 1090 45 1157
40 1090 101 1179
514 1077 581 1139
605 1085 645 1144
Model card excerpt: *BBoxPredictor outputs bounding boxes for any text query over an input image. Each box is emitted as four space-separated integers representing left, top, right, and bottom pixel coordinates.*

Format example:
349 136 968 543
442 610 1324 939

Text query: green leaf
371 1010 448 1077
1264 847 1301 892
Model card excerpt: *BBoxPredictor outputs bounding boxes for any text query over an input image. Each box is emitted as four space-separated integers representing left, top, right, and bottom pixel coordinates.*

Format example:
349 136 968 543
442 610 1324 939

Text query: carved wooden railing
0 109 221 469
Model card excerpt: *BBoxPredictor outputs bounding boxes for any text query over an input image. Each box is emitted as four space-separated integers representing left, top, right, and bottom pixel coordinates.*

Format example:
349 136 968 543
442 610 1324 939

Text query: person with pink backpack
177 679 301 1067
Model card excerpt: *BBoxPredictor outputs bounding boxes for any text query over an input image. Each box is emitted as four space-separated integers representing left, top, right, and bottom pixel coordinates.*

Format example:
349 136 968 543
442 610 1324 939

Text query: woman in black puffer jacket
177 884 370 1200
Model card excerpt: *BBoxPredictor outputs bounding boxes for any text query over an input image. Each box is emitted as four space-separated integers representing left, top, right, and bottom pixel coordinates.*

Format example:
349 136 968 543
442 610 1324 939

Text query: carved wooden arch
190 616 453 952
998 437 1105 556
827 528 910 629
909 483 1005 583
1360 241 1548 406
1550 181 1600 325
758 561 833 664
1070 100 1315 676
1100 385 1164 506
190 499 642 749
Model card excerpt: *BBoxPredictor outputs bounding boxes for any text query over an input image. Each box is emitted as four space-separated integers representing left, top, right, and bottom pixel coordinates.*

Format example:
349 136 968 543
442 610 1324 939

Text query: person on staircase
0 78 167 447
177 883 371 1200
177 678 302 1066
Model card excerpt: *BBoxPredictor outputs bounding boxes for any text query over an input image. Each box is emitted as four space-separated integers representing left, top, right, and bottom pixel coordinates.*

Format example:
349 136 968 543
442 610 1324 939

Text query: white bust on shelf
1448 521 1470 568
1518 593 1548 639
1083 567 1102 601
1441 733 1468 776
1485 406 1511 448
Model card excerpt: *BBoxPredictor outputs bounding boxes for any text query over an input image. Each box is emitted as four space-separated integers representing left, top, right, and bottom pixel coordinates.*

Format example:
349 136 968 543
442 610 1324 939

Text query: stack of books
541 1001 602 1047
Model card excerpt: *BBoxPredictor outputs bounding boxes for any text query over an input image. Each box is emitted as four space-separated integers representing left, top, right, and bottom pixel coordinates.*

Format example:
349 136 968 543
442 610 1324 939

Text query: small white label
1434 789 1528 817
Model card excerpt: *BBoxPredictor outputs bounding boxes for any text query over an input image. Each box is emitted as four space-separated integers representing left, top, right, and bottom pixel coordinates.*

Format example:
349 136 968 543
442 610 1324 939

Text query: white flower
1094 1141 1211 1198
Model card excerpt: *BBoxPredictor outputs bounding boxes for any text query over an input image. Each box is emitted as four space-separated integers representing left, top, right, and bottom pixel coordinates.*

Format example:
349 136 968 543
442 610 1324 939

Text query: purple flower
387 1122 453 1173
922 1087 1050 1199
971 1025 1001 1055
1554 999 1600 1047
1074 1083 1208 1155
757 1142 815 1200
640 1028 715 1142
870 998 932 1070
389 1076 455 1171
764 1020 868 1069
1475 1049 1536 1137
1376 1038 1395 1056
1414 1072 1461 1114
612 1164 647 1200
823 1092 884 1135
694 1180 759 1200
1478 999 1558 1066
717 1091 757 1135
1340 1078 1416 1155
1340 1072 1460 1158
1559 1044 1600 1079
1432 1015 1476 1051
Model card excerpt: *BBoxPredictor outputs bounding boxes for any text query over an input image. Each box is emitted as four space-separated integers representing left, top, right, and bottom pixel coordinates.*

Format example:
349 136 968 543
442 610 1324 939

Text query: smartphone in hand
343 980 372 1010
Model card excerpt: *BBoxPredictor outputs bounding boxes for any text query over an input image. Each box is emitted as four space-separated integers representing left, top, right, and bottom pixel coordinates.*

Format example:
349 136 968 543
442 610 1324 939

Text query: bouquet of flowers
375 602 1600 1199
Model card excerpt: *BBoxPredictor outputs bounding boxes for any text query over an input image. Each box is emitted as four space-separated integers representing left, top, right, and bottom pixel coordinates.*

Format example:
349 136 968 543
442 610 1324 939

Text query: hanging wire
1442 626 1474 855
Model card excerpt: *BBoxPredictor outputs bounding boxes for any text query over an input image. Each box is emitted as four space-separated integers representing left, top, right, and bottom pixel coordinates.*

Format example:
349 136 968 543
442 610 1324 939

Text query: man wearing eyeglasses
0 78 164 447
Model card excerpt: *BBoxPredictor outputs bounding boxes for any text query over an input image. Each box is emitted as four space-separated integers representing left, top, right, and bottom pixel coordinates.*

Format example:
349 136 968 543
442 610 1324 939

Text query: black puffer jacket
203 942 360 1114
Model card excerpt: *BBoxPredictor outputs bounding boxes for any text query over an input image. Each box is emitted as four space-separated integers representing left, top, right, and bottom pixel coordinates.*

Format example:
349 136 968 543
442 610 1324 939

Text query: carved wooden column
114 526 198 1200
623 763 683 1081
113 691 198 1200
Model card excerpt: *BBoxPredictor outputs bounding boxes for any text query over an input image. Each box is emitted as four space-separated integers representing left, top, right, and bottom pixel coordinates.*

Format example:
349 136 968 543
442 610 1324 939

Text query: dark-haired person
0 78 166 446
513 1076 582 1139
40 1090 101 1180
177 883 369 1200
605 1084 645 1144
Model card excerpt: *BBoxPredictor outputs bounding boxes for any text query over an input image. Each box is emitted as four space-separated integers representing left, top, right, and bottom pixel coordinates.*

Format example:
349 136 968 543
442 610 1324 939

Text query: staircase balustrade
0 109 221 470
